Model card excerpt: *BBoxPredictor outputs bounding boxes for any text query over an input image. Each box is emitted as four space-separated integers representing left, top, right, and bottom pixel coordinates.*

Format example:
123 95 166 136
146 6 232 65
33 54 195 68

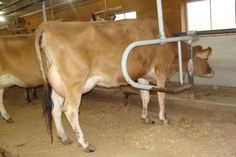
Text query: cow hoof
142 118 155 124
62 139 73 145
58 137 73 145
6 117 15 123
160 119 169 125
84 144 96 153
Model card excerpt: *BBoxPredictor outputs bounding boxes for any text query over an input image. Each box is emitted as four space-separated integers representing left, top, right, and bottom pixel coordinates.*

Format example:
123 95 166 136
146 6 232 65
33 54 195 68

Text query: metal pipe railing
121 36 192 91
42 0 47 22
121 0 194 93
177 41 183 85
156 0 165 40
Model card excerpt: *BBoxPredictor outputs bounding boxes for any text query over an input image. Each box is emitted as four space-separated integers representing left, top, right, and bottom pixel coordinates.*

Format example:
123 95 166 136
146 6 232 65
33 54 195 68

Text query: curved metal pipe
121 36 192 91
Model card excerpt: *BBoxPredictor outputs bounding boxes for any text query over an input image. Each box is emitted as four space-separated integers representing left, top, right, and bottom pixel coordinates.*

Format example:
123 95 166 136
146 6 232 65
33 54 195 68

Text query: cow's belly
48 67 121 96
0 74 26 88
83 75 121 94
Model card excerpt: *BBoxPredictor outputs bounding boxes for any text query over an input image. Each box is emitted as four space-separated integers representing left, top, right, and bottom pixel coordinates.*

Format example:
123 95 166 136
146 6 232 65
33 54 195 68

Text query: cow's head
192 45 214 78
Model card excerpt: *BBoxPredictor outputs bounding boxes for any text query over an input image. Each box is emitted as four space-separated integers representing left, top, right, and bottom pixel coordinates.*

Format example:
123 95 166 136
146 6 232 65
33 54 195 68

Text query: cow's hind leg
51 90 72 145
25 88 38 103
24 88 31 103
138 79 154 124
0 88 14 123
63 94 96 153
157 91 168 124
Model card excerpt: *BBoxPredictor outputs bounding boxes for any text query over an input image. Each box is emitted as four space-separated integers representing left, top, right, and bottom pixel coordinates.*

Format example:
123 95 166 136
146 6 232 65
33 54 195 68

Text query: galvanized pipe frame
121 0 194 93
121 36 193 92
41 0 47 22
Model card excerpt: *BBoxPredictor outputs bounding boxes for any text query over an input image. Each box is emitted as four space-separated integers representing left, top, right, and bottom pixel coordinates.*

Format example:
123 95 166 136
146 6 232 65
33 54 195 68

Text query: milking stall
0 0 236 156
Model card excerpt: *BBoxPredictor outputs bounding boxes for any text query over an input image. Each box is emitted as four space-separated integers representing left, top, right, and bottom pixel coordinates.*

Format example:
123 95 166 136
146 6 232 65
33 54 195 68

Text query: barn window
0 16 5 22
0 11 5 22
115 11 137 21
186 0 236 31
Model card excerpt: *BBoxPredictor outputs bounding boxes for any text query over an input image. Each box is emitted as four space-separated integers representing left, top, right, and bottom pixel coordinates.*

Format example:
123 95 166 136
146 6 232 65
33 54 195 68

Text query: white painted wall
170 33 236 87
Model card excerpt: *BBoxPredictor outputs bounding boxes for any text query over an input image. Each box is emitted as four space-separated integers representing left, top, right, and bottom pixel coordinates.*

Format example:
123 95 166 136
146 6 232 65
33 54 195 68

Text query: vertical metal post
42 0 47 22
156 0 166 39
187 43 195 98
209 0 212 30
177 41 184 85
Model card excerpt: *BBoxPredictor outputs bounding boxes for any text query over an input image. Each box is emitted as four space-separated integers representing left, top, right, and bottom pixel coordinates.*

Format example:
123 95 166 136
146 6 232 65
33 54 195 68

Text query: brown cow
0 20 117 123
0 34 43 122
0 19 112 122
35 19 214 152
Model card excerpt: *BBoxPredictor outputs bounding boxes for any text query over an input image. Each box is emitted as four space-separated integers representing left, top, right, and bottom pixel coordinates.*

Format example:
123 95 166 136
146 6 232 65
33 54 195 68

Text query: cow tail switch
43 84 54 144
35 22 54 143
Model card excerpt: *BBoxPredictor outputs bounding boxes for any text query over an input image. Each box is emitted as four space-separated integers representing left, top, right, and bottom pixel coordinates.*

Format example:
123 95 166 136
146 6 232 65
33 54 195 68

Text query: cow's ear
192 45 203 52
196 47 212 59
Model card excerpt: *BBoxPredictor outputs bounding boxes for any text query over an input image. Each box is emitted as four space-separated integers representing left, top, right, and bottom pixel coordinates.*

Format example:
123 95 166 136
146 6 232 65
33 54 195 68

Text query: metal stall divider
121 0 195 94
41 0 47 22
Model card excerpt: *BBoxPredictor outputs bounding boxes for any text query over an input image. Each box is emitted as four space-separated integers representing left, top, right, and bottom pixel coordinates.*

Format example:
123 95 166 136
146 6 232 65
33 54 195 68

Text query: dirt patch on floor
0 87 236 157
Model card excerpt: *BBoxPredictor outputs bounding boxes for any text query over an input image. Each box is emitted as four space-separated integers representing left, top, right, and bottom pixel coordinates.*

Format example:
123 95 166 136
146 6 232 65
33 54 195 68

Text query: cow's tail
35 22 54 143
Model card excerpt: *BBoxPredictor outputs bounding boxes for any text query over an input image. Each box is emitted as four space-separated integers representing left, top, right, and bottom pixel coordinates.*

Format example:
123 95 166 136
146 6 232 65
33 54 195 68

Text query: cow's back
41 20 176 86
0 34 43 88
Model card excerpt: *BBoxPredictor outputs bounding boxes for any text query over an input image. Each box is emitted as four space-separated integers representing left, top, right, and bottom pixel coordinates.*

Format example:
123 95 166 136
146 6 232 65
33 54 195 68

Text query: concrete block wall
170 33 236 87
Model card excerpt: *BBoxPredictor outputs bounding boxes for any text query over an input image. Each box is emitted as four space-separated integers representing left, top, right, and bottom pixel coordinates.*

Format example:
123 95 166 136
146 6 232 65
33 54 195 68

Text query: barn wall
23 0 236 87
193 34 236 87
24 0 184 34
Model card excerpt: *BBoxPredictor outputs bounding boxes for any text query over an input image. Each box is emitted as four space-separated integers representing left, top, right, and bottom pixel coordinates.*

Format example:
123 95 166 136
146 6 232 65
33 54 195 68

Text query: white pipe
42 0 47 22
156 0 165 39
121 36 192 90
177 41 184 85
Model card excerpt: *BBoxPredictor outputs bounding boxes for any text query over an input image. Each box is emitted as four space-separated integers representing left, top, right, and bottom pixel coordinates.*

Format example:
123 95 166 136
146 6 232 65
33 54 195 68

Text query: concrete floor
92 84 236 113
167 85 236 112
0 85 236 157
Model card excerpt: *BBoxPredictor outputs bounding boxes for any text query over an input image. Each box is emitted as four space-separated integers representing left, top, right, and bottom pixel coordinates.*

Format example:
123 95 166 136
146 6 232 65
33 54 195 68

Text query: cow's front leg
156 72 168 125
51 90 72 145
0 88 14 123
24 88 32 103
31 88 38 101
63 94 96 153
138 79 154 124
157 91 168 124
